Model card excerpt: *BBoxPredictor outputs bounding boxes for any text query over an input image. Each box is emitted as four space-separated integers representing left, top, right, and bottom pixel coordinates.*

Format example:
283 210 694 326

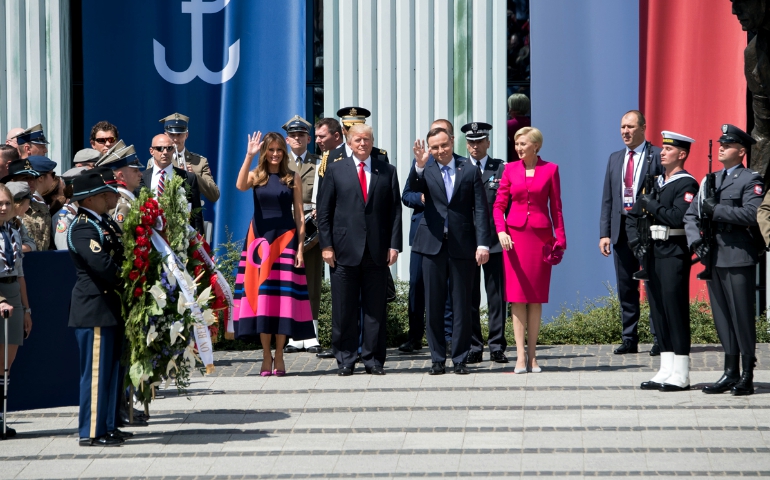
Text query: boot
731 356 756 396
641 352 674 390
660 355 690 391
702 354 740 394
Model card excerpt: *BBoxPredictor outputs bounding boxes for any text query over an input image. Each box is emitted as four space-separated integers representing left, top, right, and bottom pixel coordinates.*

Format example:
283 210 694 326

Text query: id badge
623 187 634 211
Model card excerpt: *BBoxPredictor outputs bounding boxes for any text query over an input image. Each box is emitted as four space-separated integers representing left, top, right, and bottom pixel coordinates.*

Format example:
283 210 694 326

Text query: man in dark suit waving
141 134 204 233
599 110 662 355
317 123 402 376
409 127 491 375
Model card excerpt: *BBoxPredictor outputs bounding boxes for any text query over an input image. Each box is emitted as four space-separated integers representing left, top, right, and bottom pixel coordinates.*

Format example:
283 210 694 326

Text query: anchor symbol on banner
153 0 240 85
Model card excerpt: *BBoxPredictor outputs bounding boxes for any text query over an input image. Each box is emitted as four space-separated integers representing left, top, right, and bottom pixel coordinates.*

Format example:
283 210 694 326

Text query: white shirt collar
470 155 489 170
154 162 174 176
626 142 646 157
293 150 307 163
437 157 456 172
354 156 371 168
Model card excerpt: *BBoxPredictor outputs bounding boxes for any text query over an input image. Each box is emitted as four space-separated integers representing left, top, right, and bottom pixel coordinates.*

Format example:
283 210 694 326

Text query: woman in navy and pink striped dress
233 131 315 376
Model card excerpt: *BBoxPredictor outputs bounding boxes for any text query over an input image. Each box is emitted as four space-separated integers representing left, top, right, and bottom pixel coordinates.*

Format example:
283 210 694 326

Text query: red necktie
624 151 634 188
158 169 166 195
358 162 368 203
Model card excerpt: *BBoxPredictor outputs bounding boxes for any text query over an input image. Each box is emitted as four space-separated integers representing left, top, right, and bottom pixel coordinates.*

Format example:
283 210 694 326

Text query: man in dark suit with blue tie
317 124 402 376
408 127 491 375
599 110 663 355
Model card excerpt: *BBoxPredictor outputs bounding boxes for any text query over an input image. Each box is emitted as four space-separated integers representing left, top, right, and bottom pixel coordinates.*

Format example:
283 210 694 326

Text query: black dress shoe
659 383 690 392
316 349 335 359
640 380 663 390
466 351 483 364
398 341 415 353
732 355 756 396
1 425 16 438
105 431 127 443
283 345 303 353
306 345 322 354
703 354 739 394
109 429 134 439
454 363 470 375
338 367 353 376
614 341 639 355
649 342 660 357
79 435 123 447
365 365 386 375
429 362 446 375
490 351 509 363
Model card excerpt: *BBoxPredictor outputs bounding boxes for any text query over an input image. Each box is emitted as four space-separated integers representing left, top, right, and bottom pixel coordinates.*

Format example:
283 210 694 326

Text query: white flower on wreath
169 320 186 345
149 284 167 309
146 324 158 347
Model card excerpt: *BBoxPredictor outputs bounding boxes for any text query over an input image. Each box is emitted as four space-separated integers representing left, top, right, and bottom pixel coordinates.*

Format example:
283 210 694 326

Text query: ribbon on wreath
189 227 235 339
150 230 215 374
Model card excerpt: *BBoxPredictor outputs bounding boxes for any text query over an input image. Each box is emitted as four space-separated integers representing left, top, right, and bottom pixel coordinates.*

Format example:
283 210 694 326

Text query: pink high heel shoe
260 357 273 377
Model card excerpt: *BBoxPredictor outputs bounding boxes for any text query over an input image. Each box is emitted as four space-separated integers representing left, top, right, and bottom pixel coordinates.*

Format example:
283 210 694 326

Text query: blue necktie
442 165 452 230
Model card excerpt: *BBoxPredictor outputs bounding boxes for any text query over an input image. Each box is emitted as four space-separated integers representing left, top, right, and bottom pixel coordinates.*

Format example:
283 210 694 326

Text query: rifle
696 140 715 281
632 142 655 281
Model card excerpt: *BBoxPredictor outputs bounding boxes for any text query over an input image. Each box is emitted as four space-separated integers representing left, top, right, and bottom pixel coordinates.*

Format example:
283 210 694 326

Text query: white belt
667 229 685 236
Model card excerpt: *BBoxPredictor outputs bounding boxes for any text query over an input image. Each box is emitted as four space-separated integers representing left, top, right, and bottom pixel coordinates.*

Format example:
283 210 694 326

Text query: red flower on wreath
128 270 140 281
133 287 143 298
133 258 144 269
135 226 146 236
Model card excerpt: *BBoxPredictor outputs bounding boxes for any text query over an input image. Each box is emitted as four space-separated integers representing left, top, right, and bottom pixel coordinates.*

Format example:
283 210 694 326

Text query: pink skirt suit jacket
493 158 566 303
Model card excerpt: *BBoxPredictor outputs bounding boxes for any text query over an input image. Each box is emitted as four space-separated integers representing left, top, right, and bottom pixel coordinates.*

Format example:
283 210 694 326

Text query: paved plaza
1 344 769 479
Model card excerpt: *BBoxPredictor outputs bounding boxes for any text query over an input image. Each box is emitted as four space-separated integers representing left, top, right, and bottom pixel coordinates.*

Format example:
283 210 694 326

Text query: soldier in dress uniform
67 172 130 446
12 124 48 159
24 156 58 251
629 131 699 392
282 115 323 354
73 149 100 169
53 167 89 250
685 124 764 396
311 118 344 359
460 122 508 364
160 113 220 203
96 144 144 230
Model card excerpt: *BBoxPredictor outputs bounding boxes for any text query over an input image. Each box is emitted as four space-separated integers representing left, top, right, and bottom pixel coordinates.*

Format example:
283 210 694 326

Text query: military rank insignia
90 239 102 253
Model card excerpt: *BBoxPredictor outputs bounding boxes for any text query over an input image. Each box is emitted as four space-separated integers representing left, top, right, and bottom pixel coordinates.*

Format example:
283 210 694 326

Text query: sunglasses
152 146 175 152
94 137 116 145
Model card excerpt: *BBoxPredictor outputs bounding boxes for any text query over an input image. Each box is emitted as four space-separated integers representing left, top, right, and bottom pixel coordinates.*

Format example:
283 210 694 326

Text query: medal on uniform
623 187 634 211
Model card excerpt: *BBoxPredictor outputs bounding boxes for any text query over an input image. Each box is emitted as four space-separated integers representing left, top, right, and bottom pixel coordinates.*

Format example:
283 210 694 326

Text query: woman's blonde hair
514 126 543 153
250 132 295 188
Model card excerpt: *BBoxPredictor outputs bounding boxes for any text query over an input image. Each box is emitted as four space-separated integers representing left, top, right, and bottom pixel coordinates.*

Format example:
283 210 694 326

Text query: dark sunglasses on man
93 136 116 145
152 146 175 152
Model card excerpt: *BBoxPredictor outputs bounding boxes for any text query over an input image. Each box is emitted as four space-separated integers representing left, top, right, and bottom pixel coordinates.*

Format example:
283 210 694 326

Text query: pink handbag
542 238 564 266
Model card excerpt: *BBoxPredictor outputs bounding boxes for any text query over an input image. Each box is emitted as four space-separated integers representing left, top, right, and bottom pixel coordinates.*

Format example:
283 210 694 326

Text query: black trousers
471 251 507 353
614 216 655 343
422 241 475 364
407 250 426 345
330 247 388 369
647 255 690 355
708 265 756 356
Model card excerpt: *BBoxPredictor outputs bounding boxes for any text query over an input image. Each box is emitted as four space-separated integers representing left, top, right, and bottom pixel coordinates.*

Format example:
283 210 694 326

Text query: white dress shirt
151 163 175 193
354 156 372 192
471 155 489 171
622 142 647 197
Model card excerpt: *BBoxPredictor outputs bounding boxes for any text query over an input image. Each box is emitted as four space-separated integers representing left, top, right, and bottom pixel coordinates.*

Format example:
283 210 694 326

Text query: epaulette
379 149 387 155
333 153 343 162
318 151 330 177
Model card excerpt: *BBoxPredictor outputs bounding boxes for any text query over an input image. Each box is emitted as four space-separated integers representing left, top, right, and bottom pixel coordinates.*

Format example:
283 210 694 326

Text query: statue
731 0 770 178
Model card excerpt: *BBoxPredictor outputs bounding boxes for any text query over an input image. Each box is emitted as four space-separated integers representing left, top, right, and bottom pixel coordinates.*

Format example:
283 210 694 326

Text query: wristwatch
23 306 31 315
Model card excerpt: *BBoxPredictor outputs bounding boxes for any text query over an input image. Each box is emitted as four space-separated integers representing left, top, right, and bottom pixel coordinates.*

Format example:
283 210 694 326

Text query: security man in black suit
599 110 663 355
140 134 204 233
629 131 699 392
317 123 402 376
461 121 508 364
67 172 129 447
409 127 491 375
687 124 763 396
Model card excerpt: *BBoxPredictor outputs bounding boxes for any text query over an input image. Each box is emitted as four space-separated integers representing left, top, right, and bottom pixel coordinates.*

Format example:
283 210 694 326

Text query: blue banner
82 0 306 246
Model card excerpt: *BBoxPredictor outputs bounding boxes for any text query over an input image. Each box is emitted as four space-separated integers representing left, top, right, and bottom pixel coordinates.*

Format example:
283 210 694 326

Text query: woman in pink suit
493 127 566 373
